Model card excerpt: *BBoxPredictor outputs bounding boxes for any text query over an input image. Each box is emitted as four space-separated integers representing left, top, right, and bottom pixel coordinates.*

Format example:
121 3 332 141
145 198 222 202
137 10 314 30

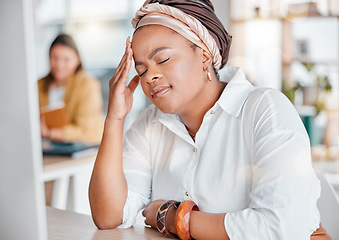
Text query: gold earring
207 70 212 81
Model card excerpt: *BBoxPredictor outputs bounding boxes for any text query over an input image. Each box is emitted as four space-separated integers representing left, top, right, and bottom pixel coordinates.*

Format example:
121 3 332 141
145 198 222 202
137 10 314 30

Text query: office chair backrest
317 173 339 239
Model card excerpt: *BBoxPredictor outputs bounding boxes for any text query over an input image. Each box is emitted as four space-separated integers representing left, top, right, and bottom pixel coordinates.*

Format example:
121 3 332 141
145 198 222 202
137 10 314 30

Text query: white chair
317 173 339 239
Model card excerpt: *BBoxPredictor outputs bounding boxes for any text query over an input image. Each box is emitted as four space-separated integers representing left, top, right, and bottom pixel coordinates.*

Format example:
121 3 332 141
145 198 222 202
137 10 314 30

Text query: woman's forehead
50 44 77 55
132 25 188 50
133 25 182 41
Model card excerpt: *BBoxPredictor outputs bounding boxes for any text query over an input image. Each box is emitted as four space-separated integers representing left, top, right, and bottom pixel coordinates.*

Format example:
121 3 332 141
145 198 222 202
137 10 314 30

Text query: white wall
0 0 47 239
244 19 282 89
213 0 230 29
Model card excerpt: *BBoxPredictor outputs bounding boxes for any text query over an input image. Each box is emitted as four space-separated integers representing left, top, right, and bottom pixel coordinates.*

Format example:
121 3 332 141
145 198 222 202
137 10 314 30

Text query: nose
146 76 159 84
145 69 162 84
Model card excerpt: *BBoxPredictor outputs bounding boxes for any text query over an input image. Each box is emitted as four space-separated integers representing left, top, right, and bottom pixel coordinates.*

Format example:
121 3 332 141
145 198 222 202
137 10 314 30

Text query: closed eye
138 70 147 77
138 58 170 77
158 58 170 64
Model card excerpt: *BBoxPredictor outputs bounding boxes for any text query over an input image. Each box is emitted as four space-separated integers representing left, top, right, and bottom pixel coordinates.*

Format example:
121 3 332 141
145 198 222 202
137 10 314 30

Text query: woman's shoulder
129 104 164 128
38 75 49 84
132 104 159 125
37 75 50 92
244 86 299 123
247 87 292 107
72 70 101 89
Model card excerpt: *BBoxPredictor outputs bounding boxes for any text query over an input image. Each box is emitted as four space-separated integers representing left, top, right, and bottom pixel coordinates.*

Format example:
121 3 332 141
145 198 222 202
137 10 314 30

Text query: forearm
166 208 229 240
89 119 127 229
190 211 229 240
89 37 138 229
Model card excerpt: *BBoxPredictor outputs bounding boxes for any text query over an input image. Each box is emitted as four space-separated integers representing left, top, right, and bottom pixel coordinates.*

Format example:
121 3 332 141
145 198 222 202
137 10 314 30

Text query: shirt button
193 148 197 152
210 110 215 114
185 192 189 196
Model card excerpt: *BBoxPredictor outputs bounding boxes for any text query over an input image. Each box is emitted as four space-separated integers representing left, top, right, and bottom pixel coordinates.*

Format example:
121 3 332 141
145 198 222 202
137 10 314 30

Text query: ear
202 50 213 70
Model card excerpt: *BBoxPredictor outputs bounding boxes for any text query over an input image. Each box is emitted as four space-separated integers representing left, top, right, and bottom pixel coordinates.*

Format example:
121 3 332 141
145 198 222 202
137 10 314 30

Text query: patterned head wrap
132 0 232 70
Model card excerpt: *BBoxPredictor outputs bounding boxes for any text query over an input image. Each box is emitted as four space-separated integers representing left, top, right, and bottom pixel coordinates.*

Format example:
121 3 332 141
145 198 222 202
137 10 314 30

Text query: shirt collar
217 66 255 117
153 110 194 144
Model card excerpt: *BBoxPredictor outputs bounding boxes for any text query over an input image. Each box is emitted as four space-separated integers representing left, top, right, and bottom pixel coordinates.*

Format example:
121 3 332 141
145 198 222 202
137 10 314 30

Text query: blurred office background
33 0 232 129
32 0 339 213
33 0 339 145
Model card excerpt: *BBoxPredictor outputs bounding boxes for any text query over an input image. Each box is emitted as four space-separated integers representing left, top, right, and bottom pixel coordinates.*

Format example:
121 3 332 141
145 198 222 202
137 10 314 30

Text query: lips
151 85 171 99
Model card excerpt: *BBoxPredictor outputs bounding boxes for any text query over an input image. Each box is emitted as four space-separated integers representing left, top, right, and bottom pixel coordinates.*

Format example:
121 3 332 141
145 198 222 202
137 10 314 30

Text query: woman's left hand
40 117 64 141
49 128 64 141
142 200 165 229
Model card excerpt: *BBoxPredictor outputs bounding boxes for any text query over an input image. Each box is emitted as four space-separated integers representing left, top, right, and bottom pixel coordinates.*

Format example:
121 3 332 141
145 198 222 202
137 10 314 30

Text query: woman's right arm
88 38 140 229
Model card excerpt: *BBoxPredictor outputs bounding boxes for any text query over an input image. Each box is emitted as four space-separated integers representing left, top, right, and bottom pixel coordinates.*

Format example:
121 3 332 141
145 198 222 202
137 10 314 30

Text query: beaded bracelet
175 200 199 240
156 200 181 238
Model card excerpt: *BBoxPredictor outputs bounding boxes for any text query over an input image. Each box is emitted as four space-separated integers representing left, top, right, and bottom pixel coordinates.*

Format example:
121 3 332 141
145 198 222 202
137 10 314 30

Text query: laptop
42 139 99 159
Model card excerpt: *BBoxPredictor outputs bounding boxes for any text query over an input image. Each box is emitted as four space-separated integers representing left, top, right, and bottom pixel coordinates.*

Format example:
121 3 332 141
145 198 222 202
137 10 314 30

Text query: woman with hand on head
89 1 330 239
38 33 104 143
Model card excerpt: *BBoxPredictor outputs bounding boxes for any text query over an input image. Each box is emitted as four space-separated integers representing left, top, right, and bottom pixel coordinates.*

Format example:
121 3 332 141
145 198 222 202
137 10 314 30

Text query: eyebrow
135 47 171 66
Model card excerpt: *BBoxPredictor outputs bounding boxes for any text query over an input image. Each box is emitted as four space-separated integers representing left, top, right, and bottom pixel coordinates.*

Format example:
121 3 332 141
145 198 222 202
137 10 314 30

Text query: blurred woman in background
38 33 104 143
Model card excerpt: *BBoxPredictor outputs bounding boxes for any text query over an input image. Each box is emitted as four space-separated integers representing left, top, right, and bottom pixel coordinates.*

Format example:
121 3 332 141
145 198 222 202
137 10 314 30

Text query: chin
53 74 66 80
153 102 177 115
159 108 176 114
147 93 181 115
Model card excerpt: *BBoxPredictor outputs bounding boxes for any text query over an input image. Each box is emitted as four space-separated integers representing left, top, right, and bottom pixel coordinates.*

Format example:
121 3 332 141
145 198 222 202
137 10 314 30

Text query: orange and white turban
132 0 232 70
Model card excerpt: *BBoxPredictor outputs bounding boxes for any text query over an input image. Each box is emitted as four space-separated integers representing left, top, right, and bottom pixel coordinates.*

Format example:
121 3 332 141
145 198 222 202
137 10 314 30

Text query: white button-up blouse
119 66 320 239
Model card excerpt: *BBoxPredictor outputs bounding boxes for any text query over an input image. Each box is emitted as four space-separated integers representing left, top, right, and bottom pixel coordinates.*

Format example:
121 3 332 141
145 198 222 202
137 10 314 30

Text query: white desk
47 207 166 240
43 153 97 214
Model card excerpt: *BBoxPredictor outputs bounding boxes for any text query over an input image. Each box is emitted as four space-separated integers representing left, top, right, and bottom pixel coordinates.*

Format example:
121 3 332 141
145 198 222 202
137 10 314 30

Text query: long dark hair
43 33 83 92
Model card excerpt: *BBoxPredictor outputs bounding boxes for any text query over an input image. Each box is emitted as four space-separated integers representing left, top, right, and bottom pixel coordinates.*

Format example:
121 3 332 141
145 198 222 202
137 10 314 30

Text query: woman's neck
180 80 227 137
52 76 69 88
